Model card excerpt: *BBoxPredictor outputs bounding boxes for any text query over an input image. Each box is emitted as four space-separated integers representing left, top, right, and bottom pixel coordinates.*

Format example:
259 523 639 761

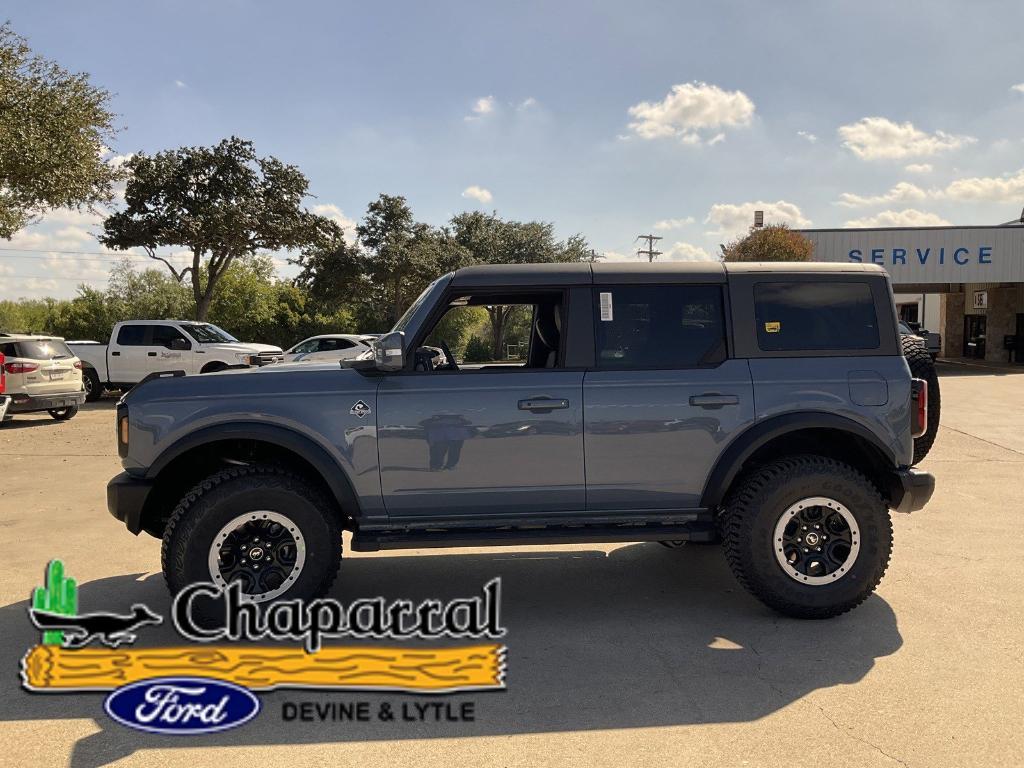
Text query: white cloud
174 80 187 89
704 200 810 238
843 209 951 228
464 95 495 121
518 97 538 110
838 117 975 160
939 168 1024 201
461 185 493 204
311 203 357 244
653 216 695 231
707 132 726 146
904 163 933 174
662 241 714 261
627 81 755 144
836 181 928 208
1011 83 1024 94
797 130 818 143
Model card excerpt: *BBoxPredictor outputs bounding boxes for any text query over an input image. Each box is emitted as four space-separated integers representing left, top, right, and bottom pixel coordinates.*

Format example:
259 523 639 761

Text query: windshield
11 340 74 360
392 276 446 333
179 323 238 344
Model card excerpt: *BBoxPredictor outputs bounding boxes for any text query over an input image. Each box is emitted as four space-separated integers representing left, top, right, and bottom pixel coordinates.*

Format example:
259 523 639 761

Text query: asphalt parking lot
1 363 1022 767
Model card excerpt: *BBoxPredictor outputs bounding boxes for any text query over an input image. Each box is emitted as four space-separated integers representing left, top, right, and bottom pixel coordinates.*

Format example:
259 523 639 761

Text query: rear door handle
147 352 157 357
689 393 739 408
518 398 569 412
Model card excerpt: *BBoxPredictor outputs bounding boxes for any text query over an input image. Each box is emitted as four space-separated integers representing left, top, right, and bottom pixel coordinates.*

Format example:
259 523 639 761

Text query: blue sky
3 0 1024 298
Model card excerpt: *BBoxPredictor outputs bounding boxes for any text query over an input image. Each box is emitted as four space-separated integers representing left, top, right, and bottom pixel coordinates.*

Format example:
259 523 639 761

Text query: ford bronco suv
107 262 935 619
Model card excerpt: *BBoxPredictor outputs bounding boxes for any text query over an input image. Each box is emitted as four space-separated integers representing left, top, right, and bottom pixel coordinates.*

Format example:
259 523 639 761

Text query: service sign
802 226 1024 285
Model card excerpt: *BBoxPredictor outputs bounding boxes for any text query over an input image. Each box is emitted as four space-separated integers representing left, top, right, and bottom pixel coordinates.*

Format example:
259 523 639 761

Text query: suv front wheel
719 455 892 619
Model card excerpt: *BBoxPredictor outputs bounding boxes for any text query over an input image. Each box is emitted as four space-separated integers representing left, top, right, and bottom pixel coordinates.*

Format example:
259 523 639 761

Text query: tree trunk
190 257 206 320
487 306 507 360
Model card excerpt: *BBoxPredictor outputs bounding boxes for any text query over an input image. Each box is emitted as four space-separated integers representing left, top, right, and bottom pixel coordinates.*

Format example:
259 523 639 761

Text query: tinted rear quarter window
754 282 879 352
595 285 726 368
116 325 148 346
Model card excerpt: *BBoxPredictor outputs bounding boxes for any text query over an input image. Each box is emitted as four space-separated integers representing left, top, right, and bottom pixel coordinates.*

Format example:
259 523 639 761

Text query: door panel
149 325 195 374
109 325 150 383
583 361 755 510
377 371 585 517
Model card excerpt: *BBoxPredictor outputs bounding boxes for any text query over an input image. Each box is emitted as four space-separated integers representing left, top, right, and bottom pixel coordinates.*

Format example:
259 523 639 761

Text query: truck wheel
48 406 79 420
83 368 103 402
719 455 892 619
161 465 342 605
901 335 940 464
201 362 228 374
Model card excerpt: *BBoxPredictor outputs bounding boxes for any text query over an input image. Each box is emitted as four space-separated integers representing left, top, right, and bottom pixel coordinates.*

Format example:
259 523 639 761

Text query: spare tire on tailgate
901 334 940 464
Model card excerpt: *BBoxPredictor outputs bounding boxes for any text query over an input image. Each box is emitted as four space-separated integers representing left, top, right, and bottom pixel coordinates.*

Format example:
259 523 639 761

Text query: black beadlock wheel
719 455 892 619
161 465 342 607
902 335 940 464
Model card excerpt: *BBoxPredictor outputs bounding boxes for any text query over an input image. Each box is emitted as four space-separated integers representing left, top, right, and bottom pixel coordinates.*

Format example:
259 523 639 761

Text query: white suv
0 334 85 424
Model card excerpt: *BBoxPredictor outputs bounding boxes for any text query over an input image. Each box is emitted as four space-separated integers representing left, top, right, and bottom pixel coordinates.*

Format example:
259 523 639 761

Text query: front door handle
518 398 569 412
147 352 157 357
689 393 739 409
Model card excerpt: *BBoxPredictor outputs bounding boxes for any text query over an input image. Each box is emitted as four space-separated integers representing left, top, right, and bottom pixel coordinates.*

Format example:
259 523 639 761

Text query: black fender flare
146 422 363 520
700 412 898 509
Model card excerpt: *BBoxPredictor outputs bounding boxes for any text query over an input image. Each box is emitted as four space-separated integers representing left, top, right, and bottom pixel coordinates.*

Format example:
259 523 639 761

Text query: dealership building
801 217 1024 362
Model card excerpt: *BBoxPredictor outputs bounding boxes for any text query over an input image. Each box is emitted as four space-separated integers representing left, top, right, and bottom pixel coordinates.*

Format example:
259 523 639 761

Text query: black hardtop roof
449 261 885 287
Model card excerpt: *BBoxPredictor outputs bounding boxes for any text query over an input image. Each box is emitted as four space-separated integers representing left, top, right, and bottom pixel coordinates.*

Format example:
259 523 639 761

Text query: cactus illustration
32 560 77 645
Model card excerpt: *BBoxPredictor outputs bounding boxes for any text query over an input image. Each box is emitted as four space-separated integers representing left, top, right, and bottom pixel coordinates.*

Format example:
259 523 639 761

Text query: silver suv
0 334 85 424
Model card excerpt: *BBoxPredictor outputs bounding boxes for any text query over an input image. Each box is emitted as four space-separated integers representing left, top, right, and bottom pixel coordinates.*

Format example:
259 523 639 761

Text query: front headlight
235 352 254 365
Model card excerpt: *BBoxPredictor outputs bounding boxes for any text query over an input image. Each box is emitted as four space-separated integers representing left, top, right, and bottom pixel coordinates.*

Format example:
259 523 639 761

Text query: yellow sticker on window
764 321 781 333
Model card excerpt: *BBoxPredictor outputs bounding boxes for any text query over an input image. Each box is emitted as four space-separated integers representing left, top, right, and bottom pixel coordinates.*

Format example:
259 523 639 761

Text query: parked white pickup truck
69 320 284 401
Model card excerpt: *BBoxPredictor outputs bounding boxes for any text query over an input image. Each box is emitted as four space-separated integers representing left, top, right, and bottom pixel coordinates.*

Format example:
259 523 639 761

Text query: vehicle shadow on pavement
0 543 903 767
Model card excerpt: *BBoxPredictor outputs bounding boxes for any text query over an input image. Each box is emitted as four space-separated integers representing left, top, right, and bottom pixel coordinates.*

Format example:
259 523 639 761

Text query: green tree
0 24 122 237
723 224 814 262
100 137 340 321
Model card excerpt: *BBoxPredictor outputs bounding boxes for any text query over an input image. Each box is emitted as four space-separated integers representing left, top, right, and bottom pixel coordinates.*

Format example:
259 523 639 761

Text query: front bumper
893 467 935 514
107 471 153 535
7 389 86 414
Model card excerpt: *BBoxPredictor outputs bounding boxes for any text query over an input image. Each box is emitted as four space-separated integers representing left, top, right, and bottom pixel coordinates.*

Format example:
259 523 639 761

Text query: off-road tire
719 455 892 619
48 405 79 420
83 367 103 402
161 465 342 606
902 335 940 464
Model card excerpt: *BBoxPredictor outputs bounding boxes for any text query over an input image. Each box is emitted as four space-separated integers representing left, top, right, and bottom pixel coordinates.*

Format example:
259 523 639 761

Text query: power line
634 234 663 262
0 246 145 258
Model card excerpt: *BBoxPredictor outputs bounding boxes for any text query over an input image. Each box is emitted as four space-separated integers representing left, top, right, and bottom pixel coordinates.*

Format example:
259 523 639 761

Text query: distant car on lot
281 334 375 363
0 334 85 423
69 321 284 401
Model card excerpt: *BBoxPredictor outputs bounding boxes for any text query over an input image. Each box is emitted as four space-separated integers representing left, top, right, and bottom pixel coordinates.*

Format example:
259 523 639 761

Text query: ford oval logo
104 677 260 735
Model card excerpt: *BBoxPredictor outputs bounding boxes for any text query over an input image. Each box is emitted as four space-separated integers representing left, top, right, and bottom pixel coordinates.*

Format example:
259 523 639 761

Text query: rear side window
754 282 879 352
594 285 726 369
116 325 147 346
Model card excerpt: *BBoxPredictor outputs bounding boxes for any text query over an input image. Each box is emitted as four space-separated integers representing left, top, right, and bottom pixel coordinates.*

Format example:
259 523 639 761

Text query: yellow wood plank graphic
22 644 505 692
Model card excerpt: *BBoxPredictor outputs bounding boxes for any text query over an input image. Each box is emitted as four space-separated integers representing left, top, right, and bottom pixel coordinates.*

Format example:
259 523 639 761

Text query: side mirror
372 331 405 372
169 338 191 351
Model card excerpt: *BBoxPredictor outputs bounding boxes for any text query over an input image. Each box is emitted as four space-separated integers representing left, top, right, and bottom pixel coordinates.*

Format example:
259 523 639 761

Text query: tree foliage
722 224 814 262
0 23 121 237
100 137 340 320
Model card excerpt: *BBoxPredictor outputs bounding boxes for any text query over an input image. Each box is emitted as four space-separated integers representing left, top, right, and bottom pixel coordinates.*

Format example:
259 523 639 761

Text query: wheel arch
700 413 900 510
139 423 364 537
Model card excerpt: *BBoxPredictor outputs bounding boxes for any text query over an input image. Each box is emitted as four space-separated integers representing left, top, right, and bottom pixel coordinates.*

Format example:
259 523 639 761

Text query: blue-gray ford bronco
108 261 935 619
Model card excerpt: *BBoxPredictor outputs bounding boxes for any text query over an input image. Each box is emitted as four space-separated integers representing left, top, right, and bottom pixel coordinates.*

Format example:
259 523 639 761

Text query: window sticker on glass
599 292 613 321
764 321 781 333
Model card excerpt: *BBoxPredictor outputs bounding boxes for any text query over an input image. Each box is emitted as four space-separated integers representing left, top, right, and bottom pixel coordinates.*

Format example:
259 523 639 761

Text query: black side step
351 521 718 552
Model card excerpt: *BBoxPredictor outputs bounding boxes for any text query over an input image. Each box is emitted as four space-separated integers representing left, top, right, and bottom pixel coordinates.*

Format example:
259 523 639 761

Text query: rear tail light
910 378 928 438
73 361 83 370
0 353 5 394
4 362 39 374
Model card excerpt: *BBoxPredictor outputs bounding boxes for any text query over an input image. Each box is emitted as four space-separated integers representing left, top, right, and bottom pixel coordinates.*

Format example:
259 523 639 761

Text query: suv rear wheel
719 455 892 619
161 465 342 605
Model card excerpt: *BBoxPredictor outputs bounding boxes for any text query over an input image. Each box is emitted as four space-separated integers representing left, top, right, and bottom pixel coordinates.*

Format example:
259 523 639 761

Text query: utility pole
584 248 603 263
635 234 663 262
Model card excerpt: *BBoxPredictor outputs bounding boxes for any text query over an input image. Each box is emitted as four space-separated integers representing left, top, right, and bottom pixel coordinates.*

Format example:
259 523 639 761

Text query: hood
197 342 283 355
